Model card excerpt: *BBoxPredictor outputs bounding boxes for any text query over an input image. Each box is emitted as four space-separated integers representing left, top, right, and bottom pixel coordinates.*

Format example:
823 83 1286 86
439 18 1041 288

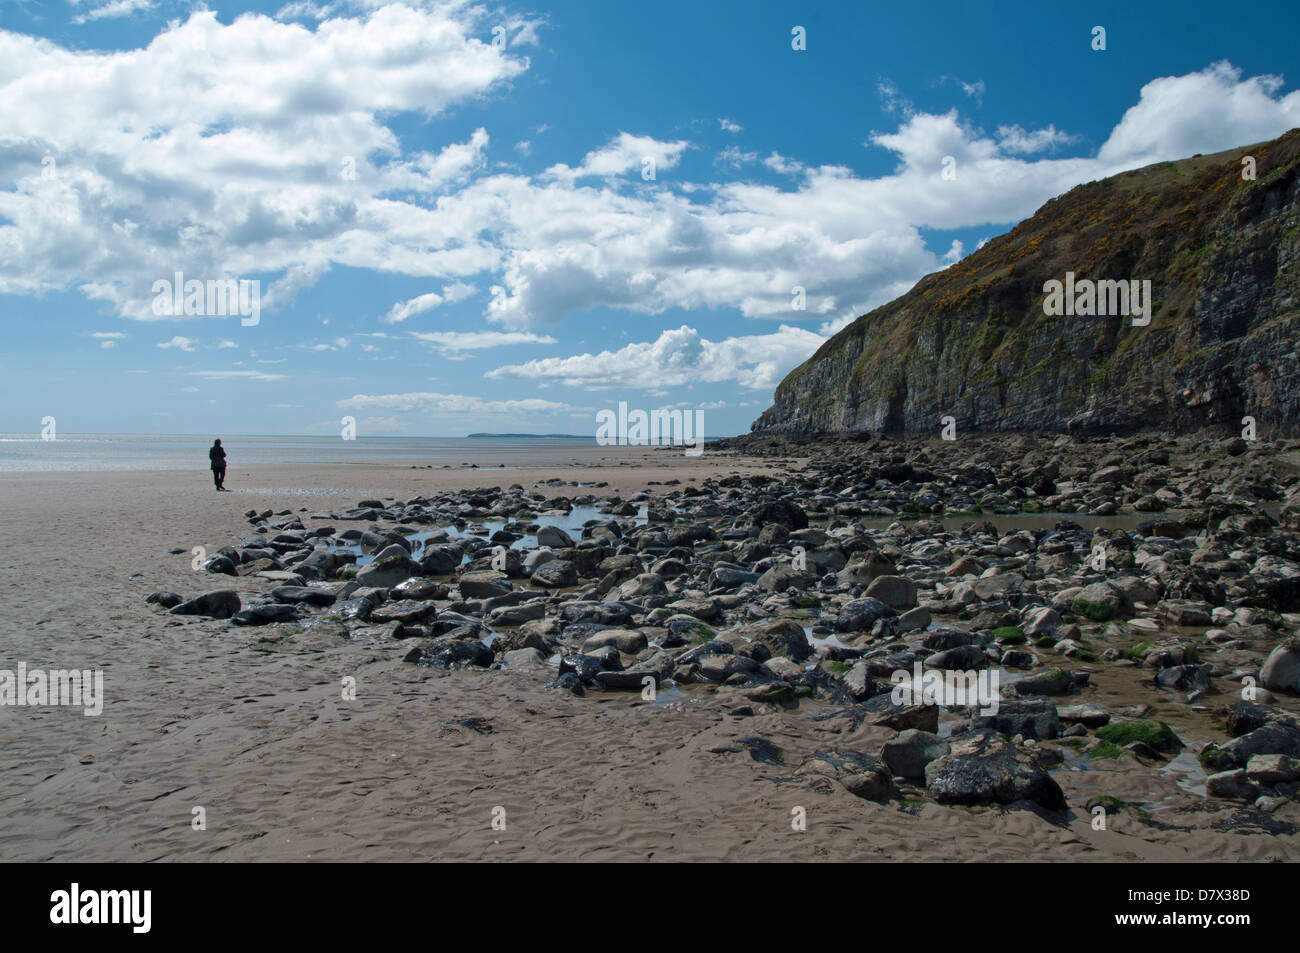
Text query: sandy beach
1 443 1296 863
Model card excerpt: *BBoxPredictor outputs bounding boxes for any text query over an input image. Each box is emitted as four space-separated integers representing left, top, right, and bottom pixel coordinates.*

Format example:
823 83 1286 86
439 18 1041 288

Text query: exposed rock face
752 130 1300 436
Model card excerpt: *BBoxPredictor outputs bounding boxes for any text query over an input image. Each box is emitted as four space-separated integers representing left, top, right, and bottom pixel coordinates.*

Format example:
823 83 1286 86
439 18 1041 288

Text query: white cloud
718 118 743 133
190 370 287 381
72 0 155 24
762 152 804 176
441 281 477 303
3 38 1297 358
91 330 124 347
158 336 196 351
410 330 557 353
0 5 525 318
1099 60 1300 166
486 324 826 391
997 124 1078 155
337 391 574 414
716 146 758 168
384 292 444 324
544 132 690 181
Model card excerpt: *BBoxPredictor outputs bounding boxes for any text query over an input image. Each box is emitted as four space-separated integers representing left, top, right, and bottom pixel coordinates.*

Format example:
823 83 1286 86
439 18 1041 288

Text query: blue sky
2 0 1299 438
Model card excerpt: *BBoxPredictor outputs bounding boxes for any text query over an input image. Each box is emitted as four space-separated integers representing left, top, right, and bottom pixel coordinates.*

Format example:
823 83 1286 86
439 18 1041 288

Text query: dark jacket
209 445 226 469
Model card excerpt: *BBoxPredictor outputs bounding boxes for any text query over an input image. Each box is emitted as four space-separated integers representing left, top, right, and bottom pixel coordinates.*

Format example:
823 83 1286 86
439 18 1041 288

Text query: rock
1155 599 1214 627
843 661 883 701
870 703 939 733
796 750 893 800
532 559 580 588
1216 723 1300 767
1260 638 1300 694
523 549 556 574
551 672 585 696
146 591 183 609
1021 606 1061 638
594 670 655 691
502 647 548 670
882 729 950 780
1058 704 1110 728
391 577 442 601
709 566 762 589
356 554 420 589
370 600 439 624
734 618 812 662
973 698 1059 740
204 555 238 576
231 603 300 626
537 525 575 548
335 597 373 621
488 601 546 627
1154 663 1213 693
864 574 918 609
924 733 1067 810
896 606 931 633
170 590 241 619
581 628 648 654
419 545 461 575
1096 720 1183 754
925 644 989 671
405 638 493 669
1245 754 1300 785
458 570 512 598
698 653 762 682
756 565 815 592
834 597 895 633
615 572 667 600
749 500 808 530
837 553 897 587
272 585 337 606
1205 769 1260 801
1011 666 1074 696
1071 582 1127 622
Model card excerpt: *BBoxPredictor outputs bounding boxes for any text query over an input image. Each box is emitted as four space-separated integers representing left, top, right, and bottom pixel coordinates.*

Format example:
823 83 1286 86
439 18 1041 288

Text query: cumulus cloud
544 132 690 181
1099 60 1300 165
2 20 1297 360
158 336 196 351
0 4 526 318
486 324 827 391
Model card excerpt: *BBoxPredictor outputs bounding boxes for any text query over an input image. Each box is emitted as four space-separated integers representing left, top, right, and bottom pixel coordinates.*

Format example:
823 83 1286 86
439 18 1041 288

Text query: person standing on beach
209 438 227 491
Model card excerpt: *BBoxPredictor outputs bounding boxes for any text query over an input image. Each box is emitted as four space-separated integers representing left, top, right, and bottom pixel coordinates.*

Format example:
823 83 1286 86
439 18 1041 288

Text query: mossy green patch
1096 720 1182 753
1073 598 1114 622
1123 640 1154 661
1091 741 1126 760
994 626 1026 644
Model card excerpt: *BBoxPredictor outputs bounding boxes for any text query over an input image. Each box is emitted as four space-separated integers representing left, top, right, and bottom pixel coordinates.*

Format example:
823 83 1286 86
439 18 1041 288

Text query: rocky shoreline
148 432 1300 822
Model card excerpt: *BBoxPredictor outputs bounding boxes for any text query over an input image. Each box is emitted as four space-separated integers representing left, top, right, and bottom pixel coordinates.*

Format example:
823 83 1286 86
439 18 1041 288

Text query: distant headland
464 433 592 439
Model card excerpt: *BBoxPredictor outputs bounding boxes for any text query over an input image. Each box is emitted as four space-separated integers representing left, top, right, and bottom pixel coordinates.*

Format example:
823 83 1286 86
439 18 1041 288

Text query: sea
0 433 598 472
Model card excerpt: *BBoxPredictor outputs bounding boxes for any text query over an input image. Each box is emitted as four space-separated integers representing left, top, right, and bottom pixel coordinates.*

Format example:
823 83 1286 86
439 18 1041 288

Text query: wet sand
0 451 1296 862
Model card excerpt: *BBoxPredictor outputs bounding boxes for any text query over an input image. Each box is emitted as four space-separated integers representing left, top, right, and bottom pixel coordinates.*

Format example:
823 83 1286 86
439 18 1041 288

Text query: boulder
924 733 1067 810
170 590 241 620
